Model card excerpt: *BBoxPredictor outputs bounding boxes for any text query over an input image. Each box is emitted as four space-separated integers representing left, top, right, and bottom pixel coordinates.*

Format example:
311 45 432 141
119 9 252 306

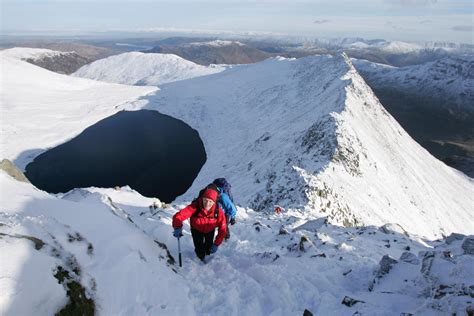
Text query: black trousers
191 228 215 260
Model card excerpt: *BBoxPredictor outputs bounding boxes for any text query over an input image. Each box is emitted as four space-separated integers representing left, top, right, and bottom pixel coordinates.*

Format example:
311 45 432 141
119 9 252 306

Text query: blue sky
1 0 473 43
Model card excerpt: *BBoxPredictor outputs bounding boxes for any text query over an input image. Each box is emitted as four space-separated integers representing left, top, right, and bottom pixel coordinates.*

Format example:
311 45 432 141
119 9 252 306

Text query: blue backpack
213 178 233 202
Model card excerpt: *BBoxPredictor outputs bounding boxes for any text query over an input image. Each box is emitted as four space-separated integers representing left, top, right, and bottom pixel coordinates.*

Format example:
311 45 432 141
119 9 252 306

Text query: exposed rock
468 285 474 298
420 251 435 275
433 284 456 299
467 305 474 316
376 255 398 278
445 232 466 245
341 296 365 307
399 252 420 265
279 226 289 235
154 240 176 266
0 159 30 183
293 217 328 232
0 233 45 250
256 252 280 262
461 237 474 255
378 223 409 237
442 251 454 260
25 52 91 74
299 235 310 252
54 266 95 315
369 255 398 291
303 309 313 316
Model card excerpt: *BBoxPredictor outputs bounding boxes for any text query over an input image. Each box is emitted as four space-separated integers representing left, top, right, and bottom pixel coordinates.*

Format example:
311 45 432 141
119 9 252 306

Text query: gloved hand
230 218 236 225
210 244 218 254
173 227 183 238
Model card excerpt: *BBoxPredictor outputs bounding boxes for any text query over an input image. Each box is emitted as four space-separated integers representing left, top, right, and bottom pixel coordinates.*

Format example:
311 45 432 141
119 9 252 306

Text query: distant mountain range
144 40 272 65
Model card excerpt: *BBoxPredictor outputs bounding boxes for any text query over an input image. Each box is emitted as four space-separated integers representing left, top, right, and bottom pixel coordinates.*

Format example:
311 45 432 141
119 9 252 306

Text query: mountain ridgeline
143 53 473 238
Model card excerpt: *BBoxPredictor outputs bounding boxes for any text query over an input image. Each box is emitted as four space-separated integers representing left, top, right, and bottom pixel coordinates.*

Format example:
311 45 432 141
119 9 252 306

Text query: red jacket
172 200 227 246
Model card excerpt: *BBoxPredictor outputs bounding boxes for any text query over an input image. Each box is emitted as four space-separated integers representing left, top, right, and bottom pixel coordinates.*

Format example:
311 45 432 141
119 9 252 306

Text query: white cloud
452 25 474 32
314 20 331 24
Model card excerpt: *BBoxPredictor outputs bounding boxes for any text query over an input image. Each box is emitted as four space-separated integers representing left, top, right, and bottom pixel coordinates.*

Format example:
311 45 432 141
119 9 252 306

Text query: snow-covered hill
145 54 474 238
0 52 157 169
353 56 474 112
1 47 91 74
73 52 227 86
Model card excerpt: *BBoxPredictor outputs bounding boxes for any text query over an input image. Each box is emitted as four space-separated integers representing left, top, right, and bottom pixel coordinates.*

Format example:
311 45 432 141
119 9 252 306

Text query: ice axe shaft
177 237 182 267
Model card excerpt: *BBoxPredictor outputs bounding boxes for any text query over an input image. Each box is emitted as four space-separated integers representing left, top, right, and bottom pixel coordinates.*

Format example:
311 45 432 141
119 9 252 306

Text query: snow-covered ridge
73 52 227 86
146 53 474 238
1 47 93 74
303 38 473 54
1 47 74 61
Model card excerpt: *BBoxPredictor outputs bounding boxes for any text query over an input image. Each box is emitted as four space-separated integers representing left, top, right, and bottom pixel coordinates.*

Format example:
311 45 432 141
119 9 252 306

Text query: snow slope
1 176 472 315
353 56 474 111
73 52 227 86
144 54 474 238
0 173 194 315
0 53 157 169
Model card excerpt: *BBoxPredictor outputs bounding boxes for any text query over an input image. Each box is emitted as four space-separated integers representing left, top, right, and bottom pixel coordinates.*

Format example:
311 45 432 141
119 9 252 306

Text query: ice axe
177 236 182 267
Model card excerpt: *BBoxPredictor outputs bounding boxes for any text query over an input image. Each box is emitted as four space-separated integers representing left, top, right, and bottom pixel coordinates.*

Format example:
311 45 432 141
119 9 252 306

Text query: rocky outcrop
399 252 420 265
461 237 474 255
0 159 30 183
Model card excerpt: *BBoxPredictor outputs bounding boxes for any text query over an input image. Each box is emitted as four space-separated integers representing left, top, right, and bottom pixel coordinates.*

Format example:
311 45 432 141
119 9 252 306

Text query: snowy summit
73 52 227 86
